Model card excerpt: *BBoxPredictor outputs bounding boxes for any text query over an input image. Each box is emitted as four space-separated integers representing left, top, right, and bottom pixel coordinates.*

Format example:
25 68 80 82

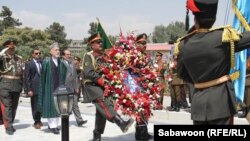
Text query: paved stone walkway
0 96 248 141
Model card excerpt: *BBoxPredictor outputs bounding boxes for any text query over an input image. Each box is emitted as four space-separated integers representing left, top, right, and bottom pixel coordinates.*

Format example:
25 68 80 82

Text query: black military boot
135 124 153 141
113 115 134 133
5 126 16 135
93 131 101 141
168 106 176 111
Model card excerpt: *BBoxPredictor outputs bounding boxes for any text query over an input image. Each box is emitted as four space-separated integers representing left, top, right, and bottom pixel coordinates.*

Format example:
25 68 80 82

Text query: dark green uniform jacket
177 27 250 121
82 53 103 102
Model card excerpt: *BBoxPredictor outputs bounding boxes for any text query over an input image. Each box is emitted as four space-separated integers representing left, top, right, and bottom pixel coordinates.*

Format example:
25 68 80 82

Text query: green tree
0 6 22 35
152 21 186 43
45 22 71 49
0 27 53 60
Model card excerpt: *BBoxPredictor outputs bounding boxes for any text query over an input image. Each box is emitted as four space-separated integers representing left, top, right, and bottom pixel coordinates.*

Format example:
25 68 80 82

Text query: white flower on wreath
123 99 127 103
148 82 154 88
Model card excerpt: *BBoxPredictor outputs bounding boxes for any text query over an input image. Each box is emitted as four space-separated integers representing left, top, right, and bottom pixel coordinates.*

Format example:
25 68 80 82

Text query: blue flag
232 0 250 103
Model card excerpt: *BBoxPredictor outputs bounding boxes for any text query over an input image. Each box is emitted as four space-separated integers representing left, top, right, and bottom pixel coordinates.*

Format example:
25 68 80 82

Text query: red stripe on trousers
97 98 113 121
0 102 8 128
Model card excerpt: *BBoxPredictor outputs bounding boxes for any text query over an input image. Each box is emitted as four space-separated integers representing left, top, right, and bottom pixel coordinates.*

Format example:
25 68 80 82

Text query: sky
0 0 234 40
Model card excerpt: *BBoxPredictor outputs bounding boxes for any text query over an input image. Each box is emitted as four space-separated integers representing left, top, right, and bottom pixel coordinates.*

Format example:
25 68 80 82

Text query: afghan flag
231 0 250 103
96 20 113 50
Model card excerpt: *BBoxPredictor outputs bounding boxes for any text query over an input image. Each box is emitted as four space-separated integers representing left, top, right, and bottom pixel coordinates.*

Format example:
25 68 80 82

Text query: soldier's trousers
0 90 20 129
170 85 182 107
92 96 117 134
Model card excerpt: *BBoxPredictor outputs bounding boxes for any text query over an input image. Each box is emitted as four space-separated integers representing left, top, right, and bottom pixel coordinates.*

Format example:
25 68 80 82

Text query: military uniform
154 51 167 106
168 59 186 112
83 33 134 141
133 33 153 141
176 0 250 124
0 39 23 134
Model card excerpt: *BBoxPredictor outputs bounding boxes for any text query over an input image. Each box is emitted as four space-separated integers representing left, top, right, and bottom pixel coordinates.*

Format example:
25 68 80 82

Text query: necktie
37 61 41 74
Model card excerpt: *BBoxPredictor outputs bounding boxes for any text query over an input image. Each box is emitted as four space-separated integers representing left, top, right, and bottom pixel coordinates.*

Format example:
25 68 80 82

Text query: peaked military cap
156 51 163 56
135 33 147 43
3 38 17 46
187 0 218 18
88 32 102 44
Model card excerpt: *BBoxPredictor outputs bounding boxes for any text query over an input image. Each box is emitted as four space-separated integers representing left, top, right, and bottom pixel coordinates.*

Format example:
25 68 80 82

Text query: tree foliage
0 6 22 35
152 21 186 43
0 28 53 60
45 22 71 50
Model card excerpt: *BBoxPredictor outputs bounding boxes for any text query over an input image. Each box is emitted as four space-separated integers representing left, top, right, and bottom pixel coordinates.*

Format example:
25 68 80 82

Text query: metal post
61 115 69 141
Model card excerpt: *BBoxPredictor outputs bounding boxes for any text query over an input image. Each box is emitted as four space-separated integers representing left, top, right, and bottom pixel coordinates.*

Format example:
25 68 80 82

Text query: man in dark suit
24 47 43 129
82 33 134 141
61 49 87 127
176 0 250 124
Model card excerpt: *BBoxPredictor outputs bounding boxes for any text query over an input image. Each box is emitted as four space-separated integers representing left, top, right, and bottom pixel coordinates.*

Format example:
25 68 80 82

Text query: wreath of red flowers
99 33 162 122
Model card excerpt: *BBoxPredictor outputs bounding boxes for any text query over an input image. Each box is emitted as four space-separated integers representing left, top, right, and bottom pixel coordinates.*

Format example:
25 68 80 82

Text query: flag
231 0 250 103
96 19 112 50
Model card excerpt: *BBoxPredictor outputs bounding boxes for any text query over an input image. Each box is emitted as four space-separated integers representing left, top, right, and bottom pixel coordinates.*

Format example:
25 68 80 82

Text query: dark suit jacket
24 59 41 95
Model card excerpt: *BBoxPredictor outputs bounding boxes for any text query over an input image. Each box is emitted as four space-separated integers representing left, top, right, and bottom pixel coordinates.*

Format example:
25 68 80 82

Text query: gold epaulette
174 30 196 57
175 25 241 69
214 25 240 69
208 25 241 42
210 25 241 69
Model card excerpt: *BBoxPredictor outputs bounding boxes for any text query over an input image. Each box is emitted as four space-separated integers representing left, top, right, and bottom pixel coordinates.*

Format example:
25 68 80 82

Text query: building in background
146 43 174 62
68 40 87 58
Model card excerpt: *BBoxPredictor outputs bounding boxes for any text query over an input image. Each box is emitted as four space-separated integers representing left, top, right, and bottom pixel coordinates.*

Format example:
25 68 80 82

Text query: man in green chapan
38 42 67 134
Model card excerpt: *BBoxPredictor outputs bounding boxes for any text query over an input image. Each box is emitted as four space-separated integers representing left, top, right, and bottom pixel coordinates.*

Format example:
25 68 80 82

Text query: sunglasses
34 52 41 55
94 40 103 44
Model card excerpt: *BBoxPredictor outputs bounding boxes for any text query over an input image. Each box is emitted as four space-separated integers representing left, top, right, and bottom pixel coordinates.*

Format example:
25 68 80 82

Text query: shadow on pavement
15 123 30 130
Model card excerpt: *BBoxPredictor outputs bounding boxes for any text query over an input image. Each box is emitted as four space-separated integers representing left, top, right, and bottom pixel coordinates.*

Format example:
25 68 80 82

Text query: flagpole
224 0 231 25
96 17 100 23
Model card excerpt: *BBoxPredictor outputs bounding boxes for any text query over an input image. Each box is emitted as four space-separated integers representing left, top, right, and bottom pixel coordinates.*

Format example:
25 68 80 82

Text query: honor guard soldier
175 0 250 124
0 39 24 135
82 33 134 141
133 33 153 141
168 57 186 112
154 51 167 108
